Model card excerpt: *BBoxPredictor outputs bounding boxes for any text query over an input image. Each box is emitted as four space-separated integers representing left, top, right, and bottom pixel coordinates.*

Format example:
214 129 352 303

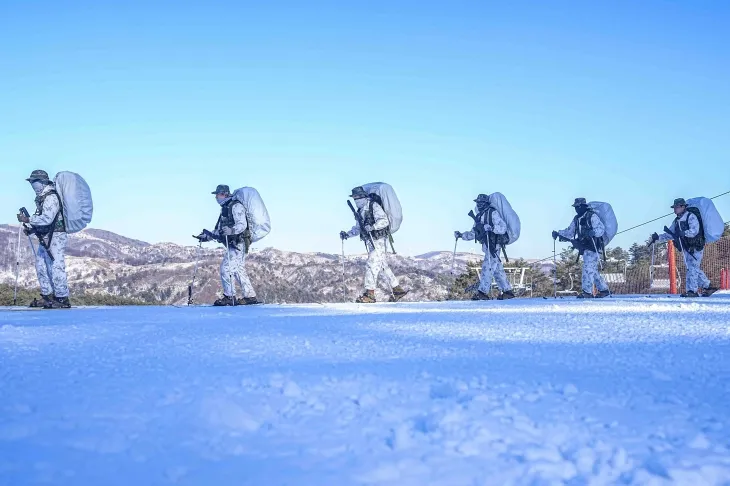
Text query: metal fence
595 236 730 295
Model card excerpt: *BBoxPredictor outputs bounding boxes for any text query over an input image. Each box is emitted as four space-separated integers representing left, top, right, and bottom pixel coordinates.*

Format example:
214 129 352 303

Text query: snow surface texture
1 296 730 486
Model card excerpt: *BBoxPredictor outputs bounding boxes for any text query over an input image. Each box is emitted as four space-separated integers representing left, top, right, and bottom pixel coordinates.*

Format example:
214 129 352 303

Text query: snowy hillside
0 225 483 304
1 296 730 485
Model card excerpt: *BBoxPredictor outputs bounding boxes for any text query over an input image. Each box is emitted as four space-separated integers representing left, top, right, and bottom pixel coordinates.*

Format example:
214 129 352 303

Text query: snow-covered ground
1 296 730 486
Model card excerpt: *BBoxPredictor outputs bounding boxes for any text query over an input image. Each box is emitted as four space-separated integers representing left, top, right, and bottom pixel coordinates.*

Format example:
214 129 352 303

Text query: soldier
340 186 408 303
196 184 260 306
553 198 610 299
454 194 515 300
650 198 718 297
16 170 71 308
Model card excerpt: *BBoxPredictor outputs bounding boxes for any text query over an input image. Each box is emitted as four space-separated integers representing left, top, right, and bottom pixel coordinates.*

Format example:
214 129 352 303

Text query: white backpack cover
687 197 724 243
588 201 618 245
361 182 403 234
232 187 271 243
488 192 520 244
53 171 93 234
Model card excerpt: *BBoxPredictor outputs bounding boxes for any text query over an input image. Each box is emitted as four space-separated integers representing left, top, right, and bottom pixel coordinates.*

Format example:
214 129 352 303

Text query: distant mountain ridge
0 225 484 305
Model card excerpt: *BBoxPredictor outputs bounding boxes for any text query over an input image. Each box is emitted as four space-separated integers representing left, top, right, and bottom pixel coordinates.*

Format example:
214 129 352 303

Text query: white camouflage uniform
215 199 256 299
29 185 69 298
346 199 399 292
559 212 609 295
460 208 512 294
658 211 710 293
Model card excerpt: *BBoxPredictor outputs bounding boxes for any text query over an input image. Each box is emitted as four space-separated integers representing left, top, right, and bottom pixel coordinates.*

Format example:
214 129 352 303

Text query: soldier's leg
49 233 69 298
492 257 513 292
374 239 399 288
477 253 495 294
363 242 380 291
581 251 600 294
684 250 700 293
694 250 712 290
34 243 54 297
220 249 235 297
233 248 256 298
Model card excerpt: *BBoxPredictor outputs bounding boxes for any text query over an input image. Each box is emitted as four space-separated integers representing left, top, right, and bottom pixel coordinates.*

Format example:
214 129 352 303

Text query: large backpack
587 201 618 246
53 171 93 233
488 192 520 245
231 187 271 243
361 182 403 234
686 197 724 243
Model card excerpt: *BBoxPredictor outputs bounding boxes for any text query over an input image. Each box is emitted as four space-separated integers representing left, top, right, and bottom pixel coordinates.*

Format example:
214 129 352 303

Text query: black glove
23 226 32 236
650 232 659 244
340 231 349 241
552 230 559 240
454 231 462 240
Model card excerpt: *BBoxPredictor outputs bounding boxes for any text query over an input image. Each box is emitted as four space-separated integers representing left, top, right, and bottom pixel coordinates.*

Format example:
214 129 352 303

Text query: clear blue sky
1 0 728 258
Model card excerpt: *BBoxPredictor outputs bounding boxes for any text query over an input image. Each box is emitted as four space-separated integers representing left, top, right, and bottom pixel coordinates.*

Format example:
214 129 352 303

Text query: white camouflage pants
478 252 512 294
220 246 256 298
34 232 69 298
582 250 608 294
364 237 399 291
683 250 711 293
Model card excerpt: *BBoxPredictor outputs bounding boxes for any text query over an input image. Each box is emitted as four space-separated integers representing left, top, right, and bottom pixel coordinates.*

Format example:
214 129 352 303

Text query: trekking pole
225 234 236 305
13 225 22 305
649 242 655 290
187 241 203 306
553 238 557 299
341 239 347 303
485 235 492 296
447 236 459 295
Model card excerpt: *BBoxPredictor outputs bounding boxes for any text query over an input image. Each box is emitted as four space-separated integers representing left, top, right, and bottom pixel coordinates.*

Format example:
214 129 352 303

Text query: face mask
217 195 230 206
355 198 368 210
31 181 45 195
575 205 588 216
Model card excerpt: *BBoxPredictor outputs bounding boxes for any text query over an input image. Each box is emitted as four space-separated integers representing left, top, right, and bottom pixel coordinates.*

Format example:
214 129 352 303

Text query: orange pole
668 241 677 295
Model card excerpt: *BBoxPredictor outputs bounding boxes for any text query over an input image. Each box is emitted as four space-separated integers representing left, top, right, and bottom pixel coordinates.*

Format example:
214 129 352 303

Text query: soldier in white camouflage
650 198 718 298
196 184 260 306
455 194 515 300
16 170 71 309
341 186 408 303
553 197 610 299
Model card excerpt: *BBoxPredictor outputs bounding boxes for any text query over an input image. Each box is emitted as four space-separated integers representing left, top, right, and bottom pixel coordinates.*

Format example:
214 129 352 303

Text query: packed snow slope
1 296 730 486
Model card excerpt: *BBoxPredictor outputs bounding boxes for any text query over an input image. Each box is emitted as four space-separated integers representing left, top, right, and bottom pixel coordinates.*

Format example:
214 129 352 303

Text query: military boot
44 296 71 309
30 294 54 308
355 290 376 303
213 295 237 306
497 290 515 300
471 290 491 301
389 286 409 302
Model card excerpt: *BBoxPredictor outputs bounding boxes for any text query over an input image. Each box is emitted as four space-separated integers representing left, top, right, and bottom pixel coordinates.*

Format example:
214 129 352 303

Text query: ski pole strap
501 246 509 263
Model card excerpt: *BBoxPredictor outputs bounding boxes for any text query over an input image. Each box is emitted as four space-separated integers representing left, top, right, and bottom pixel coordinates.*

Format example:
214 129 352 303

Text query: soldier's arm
231 203 248 234
491 211 508 235
657 220 677 243
29 193 61 227
557 219 576 239
590 213 605 238
371 203 390 231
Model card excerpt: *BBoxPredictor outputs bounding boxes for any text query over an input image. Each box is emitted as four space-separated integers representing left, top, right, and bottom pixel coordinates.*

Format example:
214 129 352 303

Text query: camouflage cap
473 194 490 204
350 186 368 199
26 169 50 182
572 197 588 207
671 198 687 208
211 184 230 195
